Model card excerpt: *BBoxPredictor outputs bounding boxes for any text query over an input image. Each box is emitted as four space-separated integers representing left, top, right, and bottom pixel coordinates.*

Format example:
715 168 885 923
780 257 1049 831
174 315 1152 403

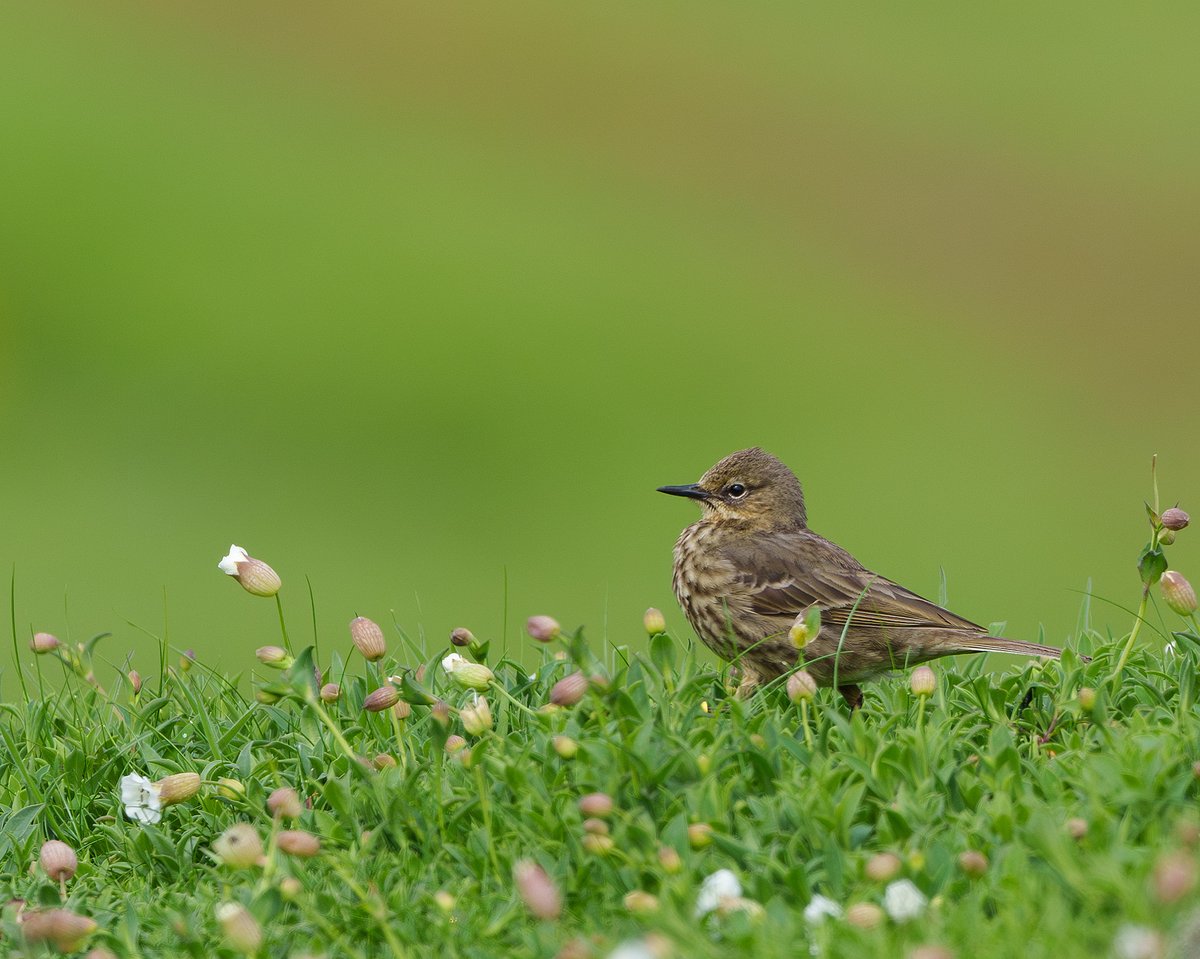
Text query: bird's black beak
657 483 710 501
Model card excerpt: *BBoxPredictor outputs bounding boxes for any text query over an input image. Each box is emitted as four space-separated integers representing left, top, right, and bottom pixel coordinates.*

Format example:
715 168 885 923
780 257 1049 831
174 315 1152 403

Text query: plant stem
1113 583 1151 678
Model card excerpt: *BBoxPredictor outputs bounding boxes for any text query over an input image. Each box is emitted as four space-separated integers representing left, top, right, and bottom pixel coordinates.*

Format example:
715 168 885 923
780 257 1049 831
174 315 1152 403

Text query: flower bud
1065 817 1088 840
277 829 321 858
267 787 302 819
31 632 60 654
450 627 475 647
445 735 468 754
1160 571 1198 615
320 682 340 703
550 672 589 707
788 616 810 649
658 845 682 873
85 948 120 959
350 616 387 662
623 891 660 914
787 670 817 703
213 823 263 868
582 817 609 836
363 685 399 712
1161 529 1177 545
582 833 614 855
957 850 988 878
156 772 200 805
908 948 956 959
255 646 292 669
513 860 561 920
910 665 937 698
39 840 78 882
434 890 456 912
1152 851 1196 904
552 735 579 759
441 654 494 691
21 909 98 952
526 615 561 643
865 852 902 882
1162 507 1190 531
688 822 713 848
578 793 614 818
460 697 493 735
393 699 412 720
217 777 244 800
846 902 885 929
180 649 196 672
279 876 302 900
643 608 666 636
431 700 451 726
219 545 282 597
215 902 262 954
127 670 142 695
255 689 281 705
1078 686 1096 710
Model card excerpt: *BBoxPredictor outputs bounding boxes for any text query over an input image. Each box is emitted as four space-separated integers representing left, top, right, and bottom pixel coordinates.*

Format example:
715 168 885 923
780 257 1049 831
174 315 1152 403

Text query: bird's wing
731 530 983 632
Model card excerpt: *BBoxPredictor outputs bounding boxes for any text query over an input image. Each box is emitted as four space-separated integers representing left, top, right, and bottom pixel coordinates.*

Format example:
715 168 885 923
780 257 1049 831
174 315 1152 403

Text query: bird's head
658 447 807 529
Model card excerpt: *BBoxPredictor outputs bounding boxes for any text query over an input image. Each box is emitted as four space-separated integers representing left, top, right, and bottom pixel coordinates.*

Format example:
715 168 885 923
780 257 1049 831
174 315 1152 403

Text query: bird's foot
839 684 863 711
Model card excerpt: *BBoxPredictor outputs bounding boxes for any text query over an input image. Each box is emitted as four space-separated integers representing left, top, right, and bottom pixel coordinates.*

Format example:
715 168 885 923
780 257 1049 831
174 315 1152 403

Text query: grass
2 560 1200 958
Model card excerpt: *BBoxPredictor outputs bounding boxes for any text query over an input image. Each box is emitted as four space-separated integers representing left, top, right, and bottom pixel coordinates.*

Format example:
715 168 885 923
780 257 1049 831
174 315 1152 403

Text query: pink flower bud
1161 571 1198 615
255 646 292 669
277 830 321 858
21 910 98 952
1065 817 1088 840
219 545 281 597
550 672 589 707
31 632 59 654
958 850 988 877
215 902 262 954
267 787 302 819
513 860 561 920
910 665 937 697
846 902 885 929
349 617 386 661
156 772 200 805
582 817 609 836
1152 851 1196 904
363 686 399 712
865 852 901 882
1162 507 1190 531
450 627 475 647
578 793 614 818
582 833 615 855
213 824 263 868
688 822 713 848
787 670 817 703
39 840 78 882
320 683 340 703
643 608 666 635
127 670 142 695
526 615 561 643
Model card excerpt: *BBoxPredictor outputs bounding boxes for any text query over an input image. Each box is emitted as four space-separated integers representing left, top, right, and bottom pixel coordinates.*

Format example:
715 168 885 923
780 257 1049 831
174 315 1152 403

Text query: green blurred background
2 2 1197 684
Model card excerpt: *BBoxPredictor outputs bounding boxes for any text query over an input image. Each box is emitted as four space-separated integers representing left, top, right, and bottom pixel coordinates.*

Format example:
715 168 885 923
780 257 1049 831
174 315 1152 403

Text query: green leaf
1138 544 1167 586
649 631 676 676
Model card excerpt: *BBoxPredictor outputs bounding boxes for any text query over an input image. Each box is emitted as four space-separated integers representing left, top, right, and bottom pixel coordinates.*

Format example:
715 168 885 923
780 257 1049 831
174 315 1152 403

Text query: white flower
804 893 843 924
1113 925 1165 959
1165 642 1177 657
882 879 927 922
607 942 657 959
218 545 249 576
441 653 494 690
120 773 162 824
695 868 742 917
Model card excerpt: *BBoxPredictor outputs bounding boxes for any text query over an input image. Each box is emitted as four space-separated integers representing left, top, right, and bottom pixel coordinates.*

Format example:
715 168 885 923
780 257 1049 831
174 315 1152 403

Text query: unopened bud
21 909 98 952
217 778 244 800
320 682 340 703
279 876 302 900
277 829 321 858
267 787 302 819
908 948 956 959
363 685 399 712
156 772 200 805
658 845 682 873
910 665 937 698
255 688 281 705
582 818 609 836
1161 571 1198 615
582 833 615 855
526 615 561 643
218 545 282 597
1161 529 1177 545
39 840 78 882
550 672 589 707
643 608 666 635
787 670 817 703
434 890 456 912
623 891 660 914
213 823 263 868
957 850 988 878
1152 851 1196 904
578 793 614 818
255 646 292 669
460 697 493 735
1065 817 1088 840
1078 686 1096 710
1162 507 1190 531
393 699 412 720
180 649 196 672
349 616 387 661
688 822 713 848
441 654 494 690
450 627 475 647
513 860 561 920
552 735 579 759
216 902 262 954
127 670 142 695
865 852 902 882
846 902 885 929
31 632 60 654
431 700 451 726
445 735 468 754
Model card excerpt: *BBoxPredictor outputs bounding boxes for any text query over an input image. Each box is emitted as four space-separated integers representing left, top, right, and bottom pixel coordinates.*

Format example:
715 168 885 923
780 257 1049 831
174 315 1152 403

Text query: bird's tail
955 635 1062 659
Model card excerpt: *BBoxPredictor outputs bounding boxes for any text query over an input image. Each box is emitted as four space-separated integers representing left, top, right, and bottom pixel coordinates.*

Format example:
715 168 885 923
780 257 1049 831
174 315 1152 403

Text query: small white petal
882 879 927 922
441 653 467 674
125 802 162 825
804 893 843 924
607 942 657 959
120 773 154 805
218 544 249 576
1114 925 1164 959
695 868 742 916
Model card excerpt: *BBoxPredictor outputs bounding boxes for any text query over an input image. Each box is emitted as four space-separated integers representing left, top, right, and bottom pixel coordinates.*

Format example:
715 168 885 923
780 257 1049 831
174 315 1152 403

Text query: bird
658 447 1062 707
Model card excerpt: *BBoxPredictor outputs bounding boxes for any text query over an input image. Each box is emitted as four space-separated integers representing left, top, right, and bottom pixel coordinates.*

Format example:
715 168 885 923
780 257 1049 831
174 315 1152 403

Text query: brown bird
659 448 1061 707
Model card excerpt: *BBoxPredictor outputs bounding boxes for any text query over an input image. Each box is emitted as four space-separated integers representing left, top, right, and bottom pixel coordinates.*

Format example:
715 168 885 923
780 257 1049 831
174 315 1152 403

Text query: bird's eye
727 483 747 498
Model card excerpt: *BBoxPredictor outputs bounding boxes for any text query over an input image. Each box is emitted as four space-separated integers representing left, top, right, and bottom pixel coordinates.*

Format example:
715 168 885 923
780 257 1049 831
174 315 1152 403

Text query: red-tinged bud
213 824 263 868
372 753 397 770
39 840 78 882
1152 851 1196 904
1161 571 1198 615
127 670 142 695
658 845 682 873
180 649 196 672
787 670 817 703
431 700 451 727
393 700 412 720
218 545 282 597
578 793 613 818
450 627 475 647
623 891 660 914
526 616 561 643
156 772 200 805
277 830 321 858
1162 508 1190 531
846 902 885 929
908 948 956 959
320 683 340 703
582 833 614 855
910 666 937 698
363 686 399 712
582 818 609 836
958 850 988 878
550 672 589 707
349 617 387 662
688 822 713 848
865 852 901 882
255 646 292 669
267 787 302 819
1065 817 1088 840
21 909 98 952
31 632 59 654
513 860 561 920
552 735 579 759
444 735 468 754
215 902 262 954
643 608 666 635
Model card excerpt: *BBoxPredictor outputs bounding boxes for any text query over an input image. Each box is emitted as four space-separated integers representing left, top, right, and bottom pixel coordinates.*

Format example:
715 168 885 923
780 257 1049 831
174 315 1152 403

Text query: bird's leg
839 684 863 711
